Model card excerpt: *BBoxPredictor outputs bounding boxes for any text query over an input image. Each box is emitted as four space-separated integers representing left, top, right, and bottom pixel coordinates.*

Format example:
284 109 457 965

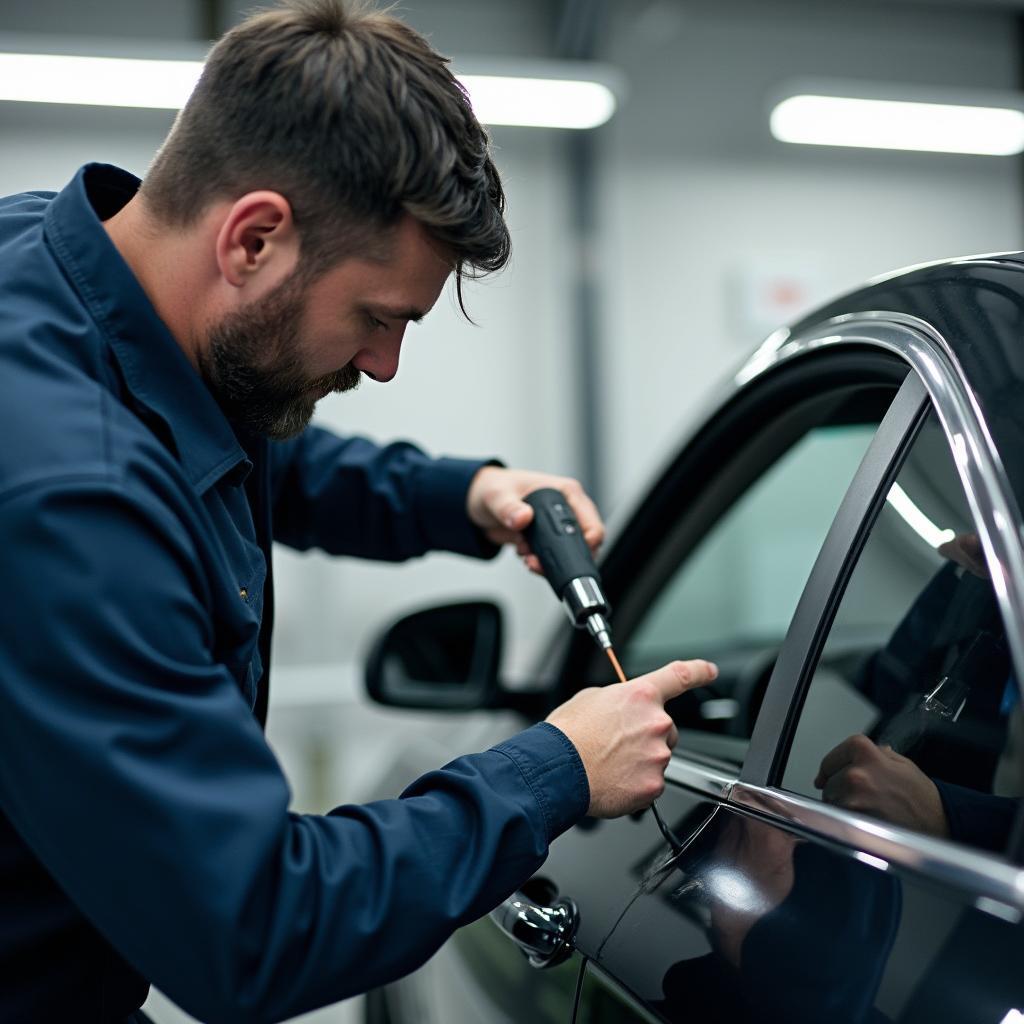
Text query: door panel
575 961 662 1023
380 933 583 1024
590 800 1024 1024
379 786 717 1023
538 785 718 959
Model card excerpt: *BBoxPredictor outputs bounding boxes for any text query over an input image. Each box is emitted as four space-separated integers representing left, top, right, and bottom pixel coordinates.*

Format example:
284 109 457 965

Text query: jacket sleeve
0 475 588 1024
269 425 501 561
932 779 1016 853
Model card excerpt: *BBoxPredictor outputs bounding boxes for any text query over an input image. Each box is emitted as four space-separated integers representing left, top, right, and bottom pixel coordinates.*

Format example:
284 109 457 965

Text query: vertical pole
566 127 605 506
198 0 221 41
557 0 609 507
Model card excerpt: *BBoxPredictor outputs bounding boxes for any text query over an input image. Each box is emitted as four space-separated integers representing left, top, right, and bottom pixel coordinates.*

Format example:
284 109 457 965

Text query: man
0 2 716 1022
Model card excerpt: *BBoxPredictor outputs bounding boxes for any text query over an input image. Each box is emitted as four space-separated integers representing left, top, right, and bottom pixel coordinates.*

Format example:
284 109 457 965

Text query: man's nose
354 328 405 383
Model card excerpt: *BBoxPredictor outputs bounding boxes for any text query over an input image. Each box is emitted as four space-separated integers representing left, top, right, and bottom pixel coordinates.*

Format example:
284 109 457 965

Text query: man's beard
198 273 361 440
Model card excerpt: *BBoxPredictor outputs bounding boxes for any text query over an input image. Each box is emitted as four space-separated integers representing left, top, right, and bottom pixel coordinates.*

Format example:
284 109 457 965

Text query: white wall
598 0 1024 516
4 2 1021 690
2 0 1022 689
272 129 578 682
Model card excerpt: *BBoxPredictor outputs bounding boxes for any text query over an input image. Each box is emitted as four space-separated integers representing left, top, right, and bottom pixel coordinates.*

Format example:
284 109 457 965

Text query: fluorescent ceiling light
0 52 201 108
770 94 1024 156
886 483 955 549
0 51 617 128
459 74 615 129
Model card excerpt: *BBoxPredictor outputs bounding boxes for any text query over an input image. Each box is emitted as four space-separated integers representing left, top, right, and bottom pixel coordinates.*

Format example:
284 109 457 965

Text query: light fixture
0 49 619 129
886 483 955 549
770 82 1024 157
0 52 202 109
458 75 615 129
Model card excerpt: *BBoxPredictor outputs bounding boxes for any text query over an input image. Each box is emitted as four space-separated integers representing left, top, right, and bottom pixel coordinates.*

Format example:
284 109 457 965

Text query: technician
0 2 716 1022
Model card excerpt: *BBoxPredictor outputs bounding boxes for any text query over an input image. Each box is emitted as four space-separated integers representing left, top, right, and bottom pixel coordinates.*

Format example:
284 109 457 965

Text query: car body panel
592 793 1024 1024
371 254 1024 1023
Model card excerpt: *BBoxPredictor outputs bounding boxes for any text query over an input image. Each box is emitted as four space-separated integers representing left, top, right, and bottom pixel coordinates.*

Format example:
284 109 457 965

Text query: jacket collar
44 163 250 493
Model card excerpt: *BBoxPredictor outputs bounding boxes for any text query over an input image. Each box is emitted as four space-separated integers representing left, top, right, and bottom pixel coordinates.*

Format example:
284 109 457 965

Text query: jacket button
239 587 248 601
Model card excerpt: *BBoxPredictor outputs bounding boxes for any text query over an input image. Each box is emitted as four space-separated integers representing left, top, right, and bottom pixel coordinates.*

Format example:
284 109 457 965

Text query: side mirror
365 601 504 711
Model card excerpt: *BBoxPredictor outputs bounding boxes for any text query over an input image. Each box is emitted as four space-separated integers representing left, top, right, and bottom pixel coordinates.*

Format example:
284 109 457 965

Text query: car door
582 315 1024 1023
460 339 902 1011
375 336 913 1024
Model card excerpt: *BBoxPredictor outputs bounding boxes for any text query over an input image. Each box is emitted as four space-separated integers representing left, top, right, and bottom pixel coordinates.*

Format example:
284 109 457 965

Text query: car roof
783 252 1024 510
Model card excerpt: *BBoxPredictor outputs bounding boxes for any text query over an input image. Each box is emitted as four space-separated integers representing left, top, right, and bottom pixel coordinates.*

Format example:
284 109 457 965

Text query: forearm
0 478 586 1022
270 426 499 560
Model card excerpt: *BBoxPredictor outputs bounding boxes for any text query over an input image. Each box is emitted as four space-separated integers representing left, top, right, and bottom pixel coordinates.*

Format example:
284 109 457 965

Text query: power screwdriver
523 488 681 851
523 488 616 653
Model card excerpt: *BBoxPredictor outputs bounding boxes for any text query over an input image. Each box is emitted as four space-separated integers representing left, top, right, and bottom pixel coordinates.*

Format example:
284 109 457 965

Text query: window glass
626 426 875 656
782 410 1019 856
617 403 883 767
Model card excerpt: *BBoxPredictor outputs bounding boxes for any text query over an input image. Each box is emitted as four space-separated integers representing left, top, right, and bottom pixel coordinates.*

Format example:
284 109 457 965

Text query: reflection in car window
618 419 879 766
783 410 1019 856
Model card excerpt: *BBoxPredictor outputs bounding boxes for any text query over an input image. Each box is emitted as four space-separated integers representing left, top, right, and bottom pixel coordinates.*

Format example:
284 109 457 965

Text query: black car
364 253 1024 1024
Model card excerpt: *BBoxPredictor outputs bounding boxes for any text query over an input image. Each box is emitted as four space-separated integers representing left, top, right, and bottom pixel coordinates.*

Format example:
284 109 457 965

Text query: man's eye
367 313 388 331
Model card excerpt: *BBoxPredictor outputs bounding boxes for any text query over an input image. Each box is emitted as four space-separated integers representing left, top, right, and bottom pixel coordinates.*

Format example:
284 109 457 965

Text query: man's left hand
466 466 605 573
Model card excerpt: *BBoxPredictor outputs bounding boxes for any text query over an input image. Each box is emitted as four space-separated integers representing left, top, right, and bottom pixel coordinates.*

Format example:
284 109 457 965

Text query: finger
821 770 845 806
524 554 543 574
667 722 679 750
938 533 990 579
817 735 871 783
634 660 719 703
562 483 605 552
496 499 533 533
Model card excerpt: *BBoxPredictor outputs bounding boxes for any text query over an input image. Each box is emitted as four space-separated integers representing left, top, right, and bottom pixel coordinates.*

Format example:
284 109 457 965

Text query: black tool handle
523 488 601 599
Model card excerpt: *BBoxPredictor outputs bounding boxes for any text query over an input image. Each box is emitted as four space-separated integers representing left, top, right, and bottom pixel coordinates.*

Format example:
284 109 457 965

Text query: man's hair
142 0 510 306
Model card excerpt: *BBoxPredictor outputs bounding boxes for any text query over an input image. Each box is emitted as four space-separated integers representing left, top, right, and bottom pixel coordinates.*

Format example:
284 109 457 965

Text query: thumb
633 659 719 703
498 500 533 532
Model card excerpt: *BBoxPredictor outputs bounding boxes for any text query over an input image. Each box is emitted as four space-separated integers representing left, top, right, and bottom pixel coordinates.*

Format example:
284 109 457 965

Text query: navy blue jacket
0 164 589 1023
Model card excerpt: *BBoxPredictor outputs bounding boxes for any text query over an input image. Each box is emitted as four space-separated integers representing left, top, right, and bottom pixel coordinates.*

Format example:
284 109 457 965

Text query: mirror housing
365 601 505 711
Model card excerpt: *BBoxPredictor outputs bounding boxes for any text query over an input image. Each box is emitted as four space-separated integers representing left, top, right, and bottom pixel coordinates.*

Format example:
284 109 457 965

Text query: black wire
651 800 684 855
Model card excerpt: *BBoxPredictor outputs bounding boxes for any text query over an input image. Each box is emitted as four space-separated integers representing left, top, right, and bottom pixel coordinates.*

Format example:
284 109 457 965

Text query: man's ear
215 191 299 290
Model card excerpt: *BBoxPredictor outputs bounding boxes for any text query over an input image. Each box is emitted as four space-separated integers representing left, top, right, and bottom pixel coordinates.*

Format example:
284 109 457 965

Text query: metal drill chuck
561 577 613 650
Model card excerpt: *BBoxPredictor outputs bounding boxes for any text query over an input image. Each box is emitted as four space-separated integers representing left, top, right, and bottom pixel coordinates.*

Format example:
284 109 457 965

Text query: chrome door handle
489 889 579 969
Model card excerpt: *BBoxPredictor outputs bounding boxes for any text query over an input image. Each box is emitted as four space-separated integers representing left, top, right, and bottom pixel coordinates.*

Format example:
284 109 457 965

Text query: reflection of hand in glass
709 814 797 967
814 734 949 838
937 531 989 579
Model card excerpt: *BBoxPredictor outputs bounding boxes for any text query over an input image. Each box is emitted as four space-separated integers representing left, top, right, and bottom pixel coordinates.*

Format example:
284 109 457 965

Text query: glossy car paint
372 255 1024 1023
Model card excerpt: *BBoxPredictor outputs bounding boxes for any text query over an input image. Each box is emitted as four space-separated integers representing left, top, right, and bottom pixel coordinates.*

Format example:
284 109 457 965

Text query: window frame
551 348 910 711
720 311 1024 919
739 371 930 786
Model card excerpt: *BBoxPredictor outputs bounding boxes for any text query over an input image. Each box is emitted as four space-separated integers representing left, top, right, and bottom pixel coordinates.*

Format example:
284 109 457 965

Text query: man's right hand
545 660 718 818
814 734 950 838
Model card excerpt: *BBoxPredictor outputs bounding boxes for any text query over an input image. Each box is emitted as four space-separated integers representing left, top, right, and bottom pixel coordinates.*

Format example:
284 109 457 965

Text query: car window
614 384 896 768
782 408 1019 856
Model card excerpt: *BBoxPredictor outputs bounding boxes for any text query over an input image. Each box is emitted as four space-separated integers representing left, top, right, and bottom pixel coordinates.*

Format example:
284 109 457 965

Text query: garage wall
597 0 1024 516
1 0 1023 685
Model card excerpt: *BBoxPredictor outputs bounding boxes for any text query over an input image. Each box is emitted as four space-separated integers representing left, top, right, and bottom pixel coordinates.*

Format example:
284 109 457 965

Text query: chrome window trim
668 310 1024 907
731 781 1024 919
664 757 735 800
736 310 1024 705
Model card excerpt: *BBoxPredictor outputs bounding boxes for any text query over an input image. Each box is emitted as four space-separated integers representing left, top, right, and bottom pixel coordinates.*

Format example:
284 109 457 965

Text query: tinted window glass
626 426 874 655
615 388 890 768
783 410 1019 856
